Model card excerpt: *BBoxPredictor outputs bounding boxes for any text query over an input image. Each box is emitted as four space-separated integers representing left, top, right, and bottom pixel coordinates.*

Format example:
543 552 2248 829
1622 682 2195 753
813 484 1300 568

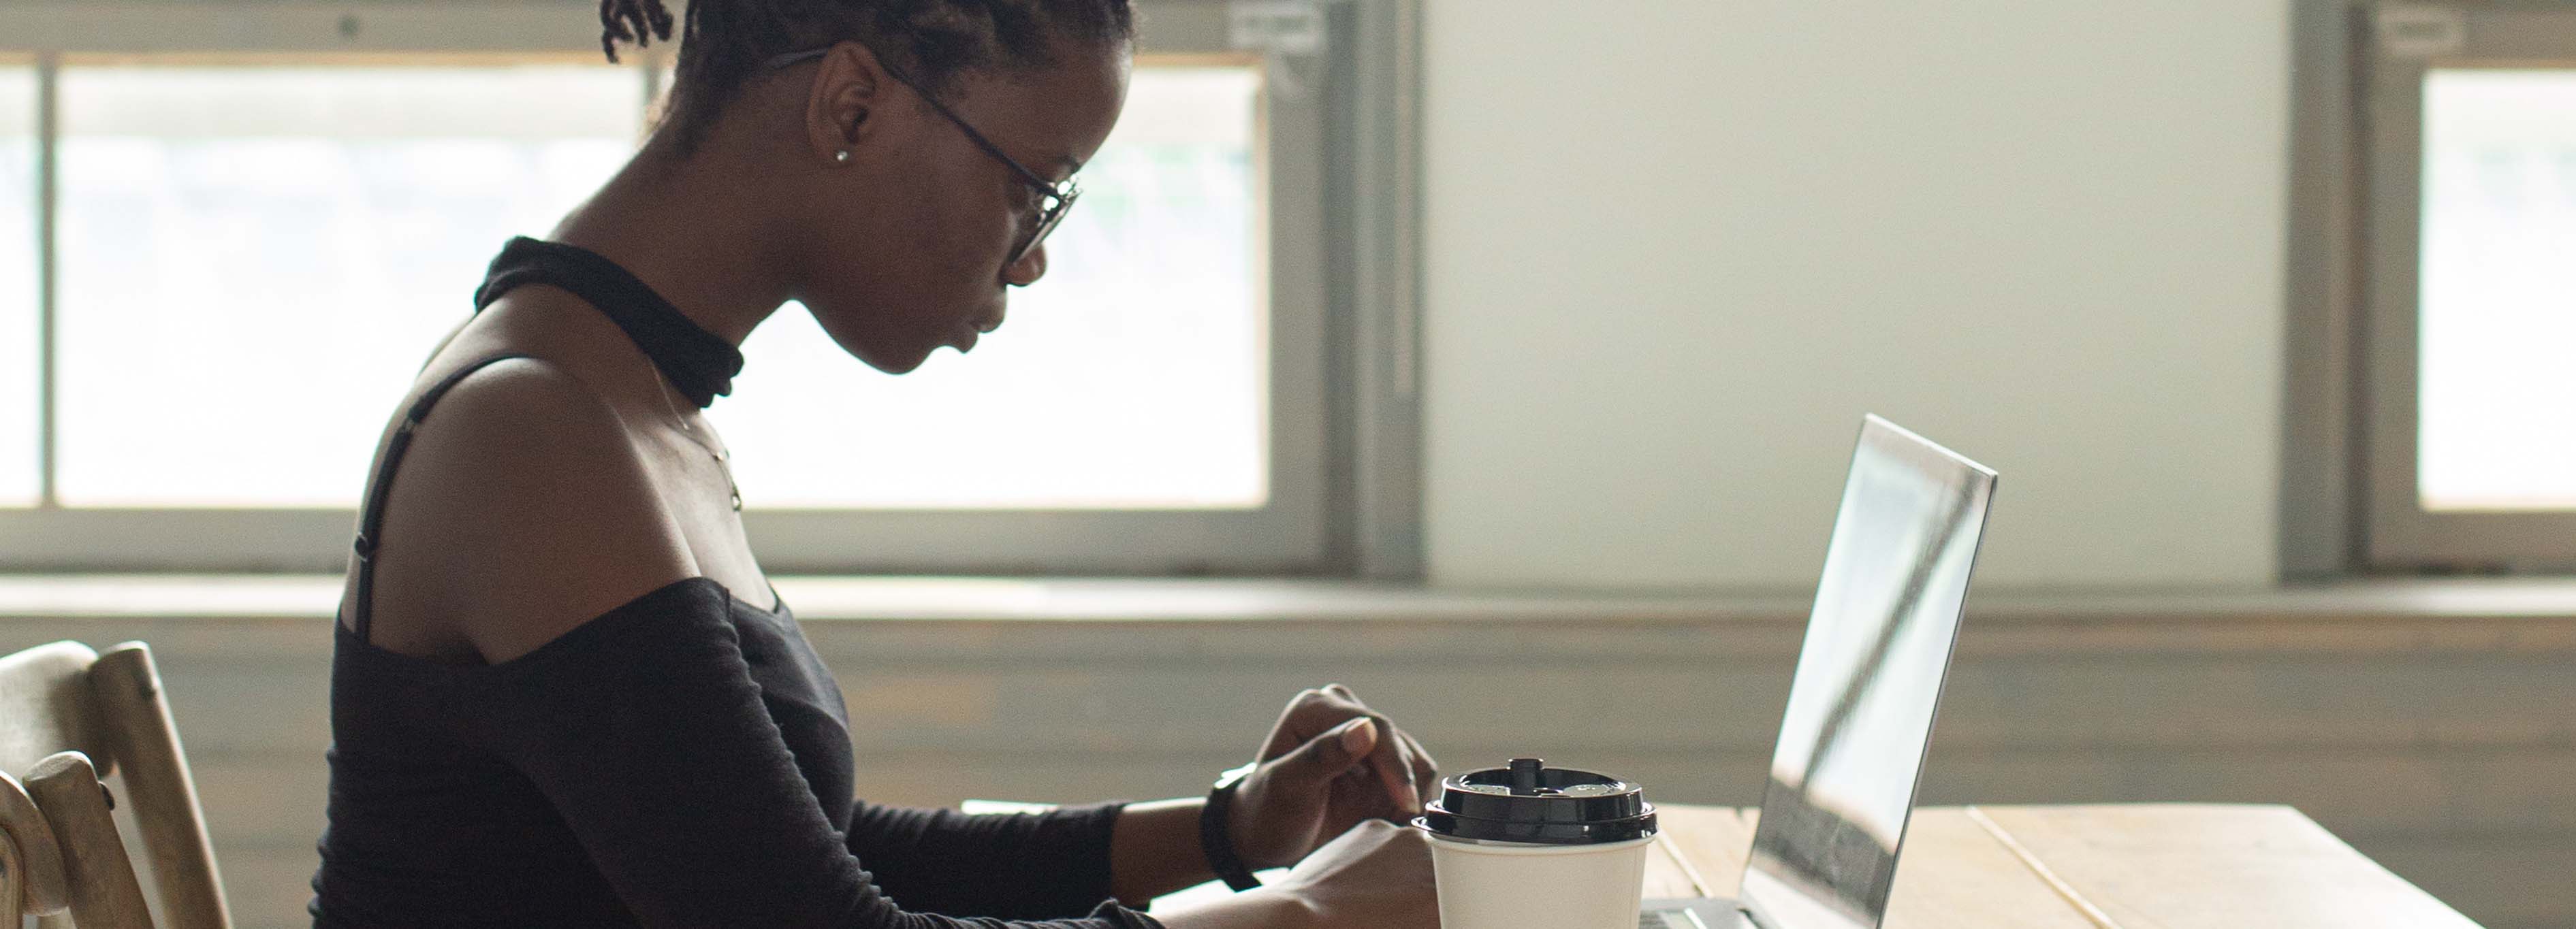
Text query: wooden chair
0 641 232 928
2 764 74 924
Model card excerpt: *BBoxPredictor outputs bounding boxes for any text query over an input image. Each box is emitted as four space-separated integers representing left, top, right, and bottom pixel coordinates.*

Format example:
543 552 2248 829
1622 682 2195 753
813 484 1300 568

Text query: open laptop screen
1738 416 1997 929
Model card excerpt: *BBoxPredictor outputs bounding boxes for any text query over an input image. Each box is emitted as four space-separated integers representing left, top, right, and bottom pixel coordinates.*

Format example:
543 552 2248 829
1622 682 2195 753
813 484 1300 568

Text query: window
0 65 33 506
54 63 643 506
2413 69 2576 513
2362 5 2576 568
722 46 1324 574
0 1 1420 574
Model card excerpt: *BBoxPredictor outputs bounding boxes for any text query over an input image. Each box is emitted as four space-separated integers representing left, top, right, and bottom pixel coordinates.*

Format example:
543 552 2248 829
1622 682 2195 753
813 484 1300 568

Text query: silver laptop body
1642 414 1997 929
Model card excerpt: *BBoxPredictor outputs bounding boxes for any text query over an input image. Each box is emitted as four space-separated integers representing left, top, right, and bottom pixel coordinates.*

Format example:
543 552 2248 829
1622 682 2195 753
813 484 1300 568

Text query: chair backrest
0 641 232 929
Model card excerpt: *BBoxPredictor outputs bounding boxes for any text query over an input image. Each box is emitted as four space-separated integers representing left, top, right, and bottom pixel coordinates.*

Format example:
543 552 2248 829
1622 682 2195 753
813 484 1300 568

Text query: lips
953 312 999 353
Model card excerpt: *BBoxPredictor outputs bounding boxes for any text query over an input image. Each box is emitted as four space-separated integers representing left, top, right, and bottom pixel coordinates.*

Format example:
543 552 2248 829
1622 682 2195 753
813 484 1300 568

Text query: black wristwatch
1200 762 1263 891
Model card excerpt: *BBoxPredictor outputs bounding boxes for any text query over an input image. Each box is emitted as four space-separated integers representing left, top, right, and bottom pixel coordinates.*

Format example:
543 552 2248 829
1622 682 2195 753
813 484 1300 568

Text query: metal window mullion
35 53 57 510
1348 0 1424 579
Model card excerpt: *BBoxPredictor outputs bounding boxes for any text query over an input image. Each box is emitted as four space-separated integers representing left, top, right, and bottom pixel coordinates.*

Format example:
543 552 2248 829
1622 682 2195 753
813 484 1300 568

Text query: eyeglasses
764 47 1081 267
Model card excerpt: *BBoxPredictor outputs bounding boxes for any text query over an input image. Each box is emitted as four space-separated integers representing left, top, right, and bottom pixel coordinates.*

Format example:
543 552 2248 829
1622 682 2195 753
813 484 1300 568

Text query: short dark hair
599 0 1136 152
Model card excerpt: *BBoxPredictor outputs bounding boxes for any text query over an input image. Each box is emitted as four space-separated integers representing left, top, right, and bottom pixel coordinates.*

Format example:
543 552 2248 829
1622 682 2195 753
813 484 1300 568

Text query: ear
803 40 890 166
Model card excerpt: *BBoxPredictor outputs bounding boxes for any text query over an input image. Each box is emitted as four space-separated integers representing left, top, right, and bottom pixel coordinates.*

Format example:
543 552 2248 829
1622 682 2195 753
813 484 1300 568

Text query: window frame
2355 2 2576 571
0 0 1426 578
2287 0 2576 576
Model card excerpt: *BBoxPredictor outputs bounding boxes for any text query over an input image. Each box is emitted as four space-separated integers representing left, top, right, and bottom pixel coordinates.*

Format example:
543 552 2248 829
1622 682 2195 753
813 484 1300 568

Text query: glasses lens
1013 187 1077 265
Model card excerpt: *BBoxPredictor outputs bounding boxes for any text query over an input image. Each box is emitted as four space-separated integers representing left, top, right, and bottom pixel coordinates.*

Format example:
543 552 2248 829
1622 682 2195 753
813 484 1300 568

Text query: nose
1002 240 1048 288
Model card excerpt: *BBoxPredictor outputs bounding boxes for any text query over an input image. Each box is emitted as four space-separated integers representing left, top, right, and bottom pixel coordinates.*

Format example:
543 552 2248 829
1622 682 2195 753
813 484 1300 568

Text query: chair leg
26 752 154 929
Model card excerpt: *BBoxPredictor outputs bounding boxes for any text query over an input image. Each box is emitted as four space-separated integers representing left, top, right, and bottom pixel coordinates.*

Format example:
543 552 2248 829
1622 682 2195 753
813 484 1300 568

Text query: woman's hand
1228 684 1441 869
1271 819 1440 929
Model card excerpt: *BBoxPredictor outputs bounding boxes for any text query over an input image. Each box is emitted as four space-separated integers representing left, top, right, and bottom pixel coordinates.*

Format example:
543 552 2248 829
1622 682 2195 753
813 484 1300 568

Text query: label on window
1230 0 1326 56
2377 5 2467 59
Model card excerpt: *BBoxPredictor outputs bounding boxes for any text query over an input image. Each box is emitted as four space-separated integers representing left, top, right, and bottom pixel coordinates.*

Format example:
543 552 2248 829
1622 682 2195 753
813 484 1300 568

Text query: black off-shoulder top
307 240 1162 928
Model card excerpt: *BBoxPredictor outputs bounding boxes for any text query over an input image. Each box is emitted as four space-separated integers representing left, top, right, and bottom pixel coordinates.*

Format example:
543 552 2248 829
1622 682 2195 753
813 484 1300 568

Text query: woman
308 1 1441 926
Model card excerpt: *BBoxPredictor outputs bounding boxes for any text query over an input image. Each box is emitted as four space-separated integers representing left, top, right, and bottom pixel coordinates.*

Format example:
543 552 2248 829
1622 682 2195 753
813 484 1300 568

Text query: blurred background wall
1423 0 2287 589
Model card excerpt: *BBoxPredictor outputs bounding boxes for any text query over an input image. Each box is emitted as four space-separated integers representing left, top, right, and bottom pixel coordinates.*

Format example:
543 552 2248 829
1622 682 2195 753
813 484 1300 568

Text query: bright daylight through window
0 67 35 506
717 65 1266 509
34 60 1264 512
2416 69 2576 511
54 64 643 506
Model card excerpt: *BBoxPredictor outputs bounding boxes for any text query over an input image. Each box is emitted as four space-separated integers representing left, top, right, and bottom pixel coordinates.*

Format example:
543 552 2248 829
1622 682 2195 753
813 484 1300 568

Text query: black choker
473 237 745 408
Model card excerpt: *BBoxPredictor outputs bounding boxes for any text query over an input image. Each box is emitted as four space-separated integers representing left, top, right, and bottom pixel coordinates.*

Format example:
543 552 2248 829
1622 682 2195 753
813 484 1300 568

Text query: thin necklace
640 347 745 512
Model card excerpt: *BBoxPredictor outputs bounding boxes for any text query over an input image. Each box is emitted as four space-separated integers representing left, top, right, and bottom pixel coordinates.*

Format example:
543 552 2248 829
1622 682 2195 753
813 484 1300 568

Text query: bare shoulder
364 355 699 664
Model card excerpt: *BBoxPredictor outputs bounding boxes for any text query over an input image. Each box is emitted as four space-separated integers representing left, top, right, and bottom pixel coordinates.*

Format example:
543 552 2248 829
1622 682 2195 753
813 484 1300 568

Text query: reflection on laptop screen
1738 416 1996 929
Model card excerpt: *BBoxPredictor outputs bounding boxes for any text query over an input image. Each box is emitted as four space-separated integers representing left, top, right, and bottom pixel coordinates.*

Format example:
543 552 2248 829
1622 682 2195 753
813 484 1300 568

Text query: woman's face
792 39 1131 375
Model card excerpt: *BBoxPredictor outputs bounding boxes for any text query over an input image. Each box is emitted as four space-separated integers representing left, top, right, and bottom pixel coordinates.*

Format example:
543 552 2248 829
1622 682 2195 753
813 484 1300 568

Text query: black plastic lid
1414 757 1657 845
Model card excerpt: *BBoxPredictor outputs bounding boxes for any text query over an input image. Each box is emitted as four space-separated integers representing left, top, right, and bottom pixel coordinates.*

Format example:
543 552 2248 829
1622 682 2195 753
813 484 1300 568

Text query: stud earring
833 150 852 165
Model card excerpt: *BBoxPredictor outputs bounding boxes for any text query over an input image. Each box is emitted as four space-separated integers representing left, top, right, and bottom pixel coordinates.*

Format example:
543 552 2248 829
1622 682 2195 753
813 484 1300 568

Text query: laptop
1641 414 1998 929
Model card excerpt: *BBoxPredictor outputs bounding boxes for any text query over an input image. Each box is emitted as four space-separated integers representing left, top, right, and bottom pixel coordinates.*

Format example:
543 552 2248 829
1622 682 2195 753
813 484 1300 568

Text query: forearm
847 800 1133 919
1109 797 1217 904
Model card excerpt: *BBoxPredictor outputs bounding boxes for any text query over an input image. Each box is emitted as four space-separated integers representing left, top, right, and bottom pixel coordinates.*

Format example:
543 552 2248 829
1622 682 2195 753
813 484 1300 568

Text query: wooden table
1647 804 2483 928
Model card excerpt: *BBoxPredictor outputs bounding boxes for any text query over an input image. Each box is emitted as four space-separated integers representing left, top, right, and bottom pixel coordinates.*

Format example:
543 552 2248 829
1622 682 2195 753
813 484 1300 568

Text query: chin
818 316 941 375
851 342 938 376
808 295 982 376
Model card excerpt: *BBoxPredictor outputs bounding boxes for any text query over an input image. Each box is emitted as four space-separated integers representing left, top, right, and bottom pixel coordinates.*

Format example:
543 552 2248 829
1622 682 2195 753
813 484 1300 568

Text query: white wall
1421 1 2292 589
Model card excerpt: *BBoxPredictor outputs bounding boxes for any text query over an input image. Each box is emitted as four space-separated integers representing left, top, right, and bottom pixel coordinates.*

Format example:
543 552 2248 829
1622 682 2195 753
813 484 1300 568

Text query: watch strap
1200 763 1262 891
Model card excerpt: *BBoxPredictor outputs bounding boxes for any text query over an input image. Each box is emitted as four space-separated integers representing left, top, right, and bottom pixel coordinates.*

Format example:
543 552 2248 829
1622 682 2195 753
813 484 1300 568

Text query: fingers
1318 689 1422 813
1326 686 1422 813
1322 687 1418 814
1262 685 1363 760
1258 695 1313 761
1395 728 1440 804
1275 684 1433 815
1367 714 1420 814
1259 685 1361 760
1276 716 1377 785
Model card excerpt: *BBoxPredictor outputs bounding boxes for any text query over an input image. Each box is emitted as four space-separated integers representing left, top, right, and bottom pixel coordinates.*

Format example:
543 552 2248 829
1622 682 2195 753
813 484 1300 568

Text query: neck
547 134 793 348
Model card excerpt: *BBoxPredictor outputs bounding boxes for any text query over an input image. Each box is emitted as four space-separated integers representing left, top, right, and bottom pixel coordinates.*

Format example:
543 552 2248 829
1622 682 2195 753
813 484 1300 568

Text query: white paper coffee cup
1425 833 1653 929
1414 758 1658 929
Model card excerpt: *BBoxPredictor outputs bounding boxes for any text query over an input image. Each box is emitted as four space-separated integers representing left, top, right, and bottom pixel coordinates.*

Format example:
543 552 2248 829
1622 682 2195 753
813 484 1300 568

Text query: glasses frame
763 46 1079 267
